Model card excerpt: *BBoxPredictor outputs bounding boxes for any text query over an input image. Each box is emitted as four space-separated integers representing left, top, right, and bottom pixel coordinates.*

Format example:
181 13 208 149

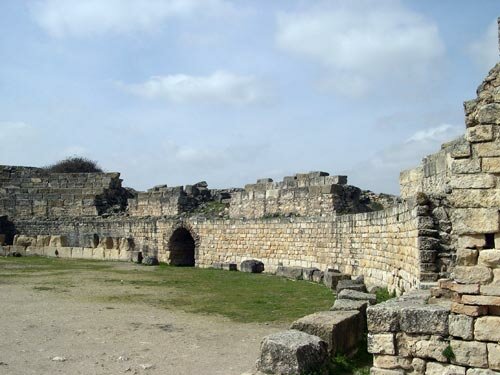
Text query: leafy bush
376 287 397 304
44 157 103 173
442 345 455 361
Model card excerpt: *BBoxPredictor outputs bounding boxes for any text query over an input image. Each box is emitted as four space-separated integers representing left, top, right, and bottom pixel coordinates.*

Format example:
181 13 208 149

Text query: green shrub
442 345 455 361
45 156 103 173
376 287 396 304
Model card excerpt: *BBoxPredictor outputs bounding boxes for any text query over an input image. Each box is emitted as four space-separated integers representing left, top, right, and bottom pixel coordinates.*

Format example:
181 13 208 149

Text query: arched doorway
168 227 195 266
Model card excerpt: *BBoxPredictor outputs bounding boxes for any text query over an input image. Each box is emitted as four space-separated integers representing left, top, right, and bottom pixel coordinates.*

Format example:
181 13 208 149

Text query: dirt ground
0 264 281 375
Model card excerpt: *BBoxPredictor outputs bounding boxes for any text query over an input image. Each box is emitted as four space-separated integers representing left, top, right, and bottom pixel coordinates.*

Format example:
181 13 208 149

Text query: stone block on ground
142 255 159 266
337 289 376 305
399 304 449 335
290 310 362 356
330 299 368 314
302 267 319 281
323 269 349 289
49 235 67 248
256 330 328 375
222 263 237 271
276 266 303 280
240 259 265 273
312 269 324 283
336 279 367 293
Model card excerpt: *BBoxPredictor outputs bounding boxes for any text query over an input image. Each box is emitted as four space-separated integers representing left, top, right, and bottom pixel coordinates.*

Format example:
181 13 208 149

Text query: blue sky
0 0 498 194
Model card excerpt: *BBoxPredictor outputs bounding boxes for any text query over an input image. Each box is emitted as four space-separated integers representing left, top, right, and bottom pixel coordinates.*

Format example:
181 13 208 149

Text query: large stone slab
337 289 376 305
323 270 349 289
336 279 367 293
276 266 303 280
256 330 328 375
451 340 488 368
425 362 466 375
399 304 449 335
290 310 362 356
240 260 265 273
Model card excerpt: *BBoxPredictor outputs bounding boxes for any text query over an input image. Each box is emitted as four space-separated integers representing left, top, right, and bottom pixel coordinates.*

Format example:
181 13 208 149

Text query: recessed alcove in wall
168 227 196 266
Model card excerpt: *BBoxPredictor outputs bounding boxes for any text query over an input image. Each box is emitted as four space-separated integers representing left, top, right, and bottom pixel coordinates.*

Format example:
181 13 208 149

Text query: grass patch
375 287 396 304
329 335 371 374
0 257 333 324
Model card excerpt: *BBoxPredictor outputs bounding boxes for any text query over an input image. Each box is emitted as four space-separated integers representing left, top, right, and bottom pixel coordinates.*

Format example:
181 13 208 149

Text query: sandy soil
0 270 281 375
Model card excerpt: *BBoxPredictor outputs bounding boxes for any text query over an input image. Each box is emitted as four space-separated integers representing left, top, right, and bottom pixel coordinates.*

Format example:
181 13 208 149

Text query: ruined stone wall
0 166 125 218
229 172 369 219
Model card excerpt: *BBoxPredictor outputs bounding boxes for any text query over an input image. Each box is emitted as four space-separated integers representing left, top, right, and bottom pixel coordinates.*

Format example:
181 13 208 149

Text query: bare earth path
0 275 281 375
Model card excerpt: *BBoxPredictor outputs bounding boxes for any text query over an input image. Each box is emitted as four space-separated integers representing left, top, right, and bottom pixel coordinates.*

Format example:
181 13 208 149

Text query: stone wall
229 172 373 219
0 166 126 218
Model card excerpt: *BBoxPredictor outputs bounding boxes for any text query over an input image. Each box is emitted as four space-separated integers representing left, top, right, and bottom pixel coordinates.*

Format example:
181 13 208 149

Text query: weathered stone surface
440 280 480 294
336 279 367 293
367 303 404 333
456 248 479 266
330 299 368 313
276 266 303 280
367 333 395 355
449 190 500 208
222 263 237 271
411 357 426 374
425 362 466 375
466 369 500 375
488 343 500 371
482 157 500 173
475 141 500 157
451 158 482 174
474 317 500 342
290 310 362 356
476 103 500 124
480 284 500 296
451 339 488 368
451 209 499 235
256 330 328 375
301 267 319 281
240 259 264 273
466 125 494 142
396 333 448 362
338 289 376 304
13 234 36 247
462 295 500 306
400 305 449 335
452 266 493 284
372 355 411 370
49 235 67 247
478 250 500 268
449 175 496 190
449 314 474 340
142 256 159 266
451 303 488 317
323 270 349 289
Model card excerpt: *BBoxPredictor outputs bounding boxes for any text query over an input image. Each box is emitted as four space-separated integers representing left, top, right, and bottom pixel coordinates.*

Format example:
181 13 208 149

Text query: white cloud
123 71 266 105
468 19 499 71
347 123 462 193
276 0 445 97
32 0 231 38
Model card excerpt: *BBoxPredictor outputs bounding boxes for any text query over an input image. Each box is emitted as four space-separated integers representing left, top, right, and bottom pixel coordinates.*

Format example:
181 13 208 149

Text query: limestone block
451 209 499 235
451 339 488 368
312 269 324 283
451 303 488 317
36 235 51 247
14 235 36 247
276 266 303 280
107 249 120 260
458 234 487 250
49 235 67 247
338 289 376 305
330 299 368 314
99 237 114 250
452 266 493 284
367 303 402 333
476 104 500 124
81 248 94 259
466 369 500 375
466 125 494 142
462 295 500 306
372 355 411 370
475 141 500 157
370 368 404 375
56 247 72 258
336 279 367 293
474 317 500 341
483 157 500 173
412 358 427 374
323 270 349 289
399 304 449 335
480 284 500 296
70 247 83 258
290 310 362 356
92 248 105 259
440 280 480 294
478 250 500 268
456 248 479 266
301 267 318 281
449 190 500 208
367 333 395 355
451 158 482 174
119 238 134 251
449 314 474 340
256 330 328 375
450 140 471 159
396 333 447 362
488 343 500 371
425 362 466 375
449 175 496 189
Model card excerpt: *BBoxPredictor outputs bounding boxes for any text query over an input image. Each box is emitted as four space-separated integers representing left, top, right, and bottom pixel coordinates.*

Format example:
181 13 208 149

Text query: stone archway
168 227 196 266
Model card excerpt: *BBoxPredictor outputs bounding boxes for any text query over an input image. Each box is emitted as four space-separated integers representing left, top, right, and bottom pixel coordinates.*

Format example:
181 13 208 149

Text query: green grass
0 257 334 324
375 287 396 304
